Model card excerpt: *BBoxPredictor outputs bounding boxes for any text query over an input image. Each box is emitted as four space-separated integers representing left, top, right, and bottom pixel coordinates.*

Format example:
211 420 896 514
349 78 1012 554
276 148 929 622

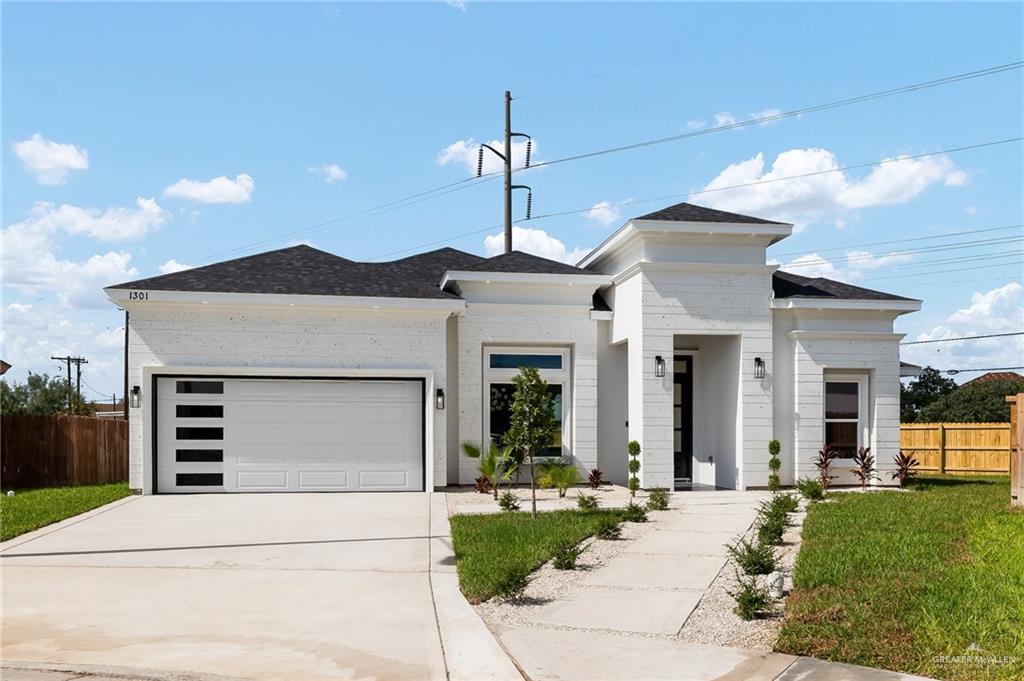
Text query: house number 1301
129 291 149 300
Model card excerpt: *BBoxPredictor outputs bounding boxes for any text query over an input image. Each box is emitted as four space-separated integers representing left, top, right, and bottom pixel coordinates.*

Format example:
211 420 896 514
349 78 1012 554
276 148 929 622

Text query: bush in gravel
551 540 584 570
576 493 599 512
595 516 622 540
498 491 521 512
771 493 799 515
587 468 603 489
646 487 670 511
622 501 648 523
757 515 786 546
729 570 773 620
727 537 777 575
758 499 790 527
494 567 531 600
627 441 642 497
796 478 825 501
767 439 782 492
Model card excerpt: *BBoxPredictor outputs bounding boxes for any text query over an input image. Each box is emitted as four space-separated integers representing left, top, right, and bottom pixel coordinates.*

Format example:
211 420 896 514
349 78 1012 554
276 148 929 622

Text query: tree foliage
919 377 1024 423
1 373 87 415
505 366 558 518
900 367 957 423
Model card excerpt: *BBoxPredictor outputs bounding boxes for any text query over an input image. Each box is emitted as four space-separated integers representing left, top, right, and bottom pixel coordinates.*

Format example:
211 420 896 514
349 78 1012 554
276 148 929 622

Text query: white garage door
155 377 424 493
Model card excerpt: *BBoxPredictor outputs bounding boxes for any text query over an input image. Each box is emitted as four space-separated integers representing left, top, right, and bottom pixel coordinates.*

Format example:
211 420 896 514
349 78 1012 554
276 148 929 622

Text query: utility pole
51 355 87 410
478 90 533 254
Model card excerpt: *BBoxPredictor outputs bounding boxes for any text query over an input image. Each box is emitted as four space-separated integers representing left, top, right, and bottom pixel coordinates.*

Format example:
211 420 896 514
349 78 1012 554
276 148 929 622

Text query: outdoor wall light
130 385 141 408
654 356 666 378
754 357 766 380
435 388 445 410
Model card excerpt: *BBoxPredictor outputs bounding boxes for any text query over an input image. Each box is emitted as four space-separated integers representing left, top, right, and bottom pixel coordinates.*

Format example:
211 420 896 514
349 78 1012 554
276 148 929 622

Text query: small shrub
729 571 772 620
757 515 786 546
473 476 492 494
727 537 777 575
796 478 824 501
850 446 876 488
587 468 603 489
627 441 641 497
622 501 648 523
576 493 599 512
813 443 839 490
771 493 799 515
538 462 580 498
891 451 920 487
757 498 790 526
551 540 584 570
494 568 531 600
646 487 670 511
498 491 521 512
595 516 622 540
767 439 782 492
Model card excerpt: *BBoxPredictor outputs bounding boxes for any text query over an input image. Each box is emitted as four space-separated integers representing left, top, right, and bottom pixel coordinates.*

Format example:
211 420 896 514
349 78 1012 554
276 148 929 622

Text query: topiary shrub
767 439 782 491
627 440 641 497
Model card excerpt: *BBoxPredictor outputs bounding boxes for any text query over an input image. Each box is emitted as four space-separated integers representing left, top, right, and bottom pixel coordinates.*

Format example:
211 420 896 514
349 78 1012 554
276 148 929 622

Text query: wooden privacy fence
1007 394 1022 508
899 422 1010 474
1 414 128 489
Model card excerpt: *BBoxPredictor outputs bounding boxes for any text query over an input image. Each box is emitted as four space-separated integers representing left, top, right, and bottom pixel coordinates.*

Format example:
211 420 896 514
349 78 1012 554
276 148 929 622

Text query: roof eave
771 297 922 313
104 288 466 312
440 271 613 289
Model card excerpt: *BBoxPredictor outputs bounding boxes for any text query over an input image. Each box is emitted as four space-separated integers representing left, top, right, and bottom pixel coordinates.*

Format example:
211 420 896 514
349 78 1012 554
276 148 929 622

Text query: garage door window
176 449 224 462
176 473 223 486
484 347 570 458
176 405 224 418
176 426 224 440
176 381 223 394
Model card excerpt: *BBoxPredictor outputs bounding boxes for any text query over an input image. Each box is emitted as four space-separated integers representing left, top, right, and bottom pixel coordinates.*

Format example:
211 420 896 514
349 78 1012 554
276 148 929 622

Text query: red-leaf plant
587 468 603 490
813 443 839 490
850 446 876 489
891 451 920 488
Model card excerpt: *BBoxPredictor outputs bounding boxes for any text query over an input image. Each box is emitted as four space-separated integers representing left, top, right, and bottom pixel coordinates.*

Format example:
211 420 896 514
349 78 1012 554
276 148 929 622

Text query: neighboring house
91 403 126 419
104 202 920 494
0 359 11 376
961 371 1024 387
900 361 923 378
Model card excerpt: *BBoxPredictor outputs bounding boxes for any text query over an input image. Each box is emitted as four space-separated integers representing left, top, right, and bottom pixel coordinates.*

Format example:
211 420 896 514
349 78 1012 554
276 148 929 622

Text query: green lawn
450 508 624 602
777 476 1024 681
0 483 131 541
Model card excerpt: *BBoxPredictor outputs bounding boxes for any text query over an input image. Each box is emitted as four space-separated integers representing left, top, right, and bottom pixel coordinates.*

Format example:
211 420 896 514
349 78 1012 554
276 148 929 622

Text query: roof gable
635 202 787 225
463 251 593 276
772 270 914 302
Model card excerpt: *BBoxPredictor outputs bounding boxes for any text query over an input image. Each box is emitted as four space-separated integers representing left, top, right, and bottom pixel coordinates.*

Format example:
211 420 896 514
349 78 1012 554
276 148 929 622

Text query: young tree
900 367 957 422
504 366 558 518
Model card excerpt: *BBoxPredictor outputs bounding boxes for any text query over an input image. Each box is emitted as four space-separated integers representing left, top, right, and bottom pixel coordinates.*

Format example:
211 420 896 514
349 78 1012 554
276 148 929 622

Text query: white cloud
699 148 966 228
307 164 348 183
446 0 466 9
436 138 534 175
713 112 738 128
484 226 589 265
12 133 89 185
750 108 783 125
159 259 193 274
686 120 706 131
163 173 254 204
585 200 621 227
902 282 1024 377
777 249 915 282
8 197 168 242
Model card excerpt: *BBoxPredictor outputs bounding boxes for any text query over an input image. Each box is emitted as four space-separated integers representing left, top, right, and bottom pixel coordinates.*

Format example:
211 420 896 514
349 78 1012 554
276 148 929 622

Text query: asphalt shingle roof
461 251 594 275
634 202 788 225
772 270 914 302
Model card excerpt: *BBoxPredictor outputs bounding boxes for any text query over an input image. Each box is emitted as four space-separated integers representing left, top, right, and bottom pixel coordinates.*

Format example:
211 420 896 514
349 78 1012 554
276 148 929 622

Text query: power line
520 61 1023 172
773 223 1024 258
945 366 1024 375
781 235 1024 270
207 61 1022 261
368 137 1022 260
858 260 1023 281
901 332 1024 345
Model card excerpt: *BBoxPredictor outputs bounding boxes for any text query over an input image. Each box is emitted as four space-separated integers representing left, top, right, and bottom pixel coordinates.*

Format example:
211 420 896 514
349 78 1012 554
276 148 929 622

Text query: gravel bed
677 498 808 650
445 483 637 515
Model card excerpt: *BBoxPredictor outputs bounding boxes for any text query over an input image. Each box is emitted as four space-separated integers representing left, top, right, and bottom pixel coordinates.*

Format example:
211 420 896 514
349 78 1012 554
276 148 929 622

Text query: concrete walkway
492 490 933 681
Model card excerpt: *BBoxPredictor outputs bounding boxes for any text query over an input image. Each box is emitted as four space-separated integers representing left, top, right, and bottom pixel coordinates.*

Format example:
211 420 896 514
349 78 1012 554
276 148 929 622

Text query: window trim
823 372 869 460
483 346 571 459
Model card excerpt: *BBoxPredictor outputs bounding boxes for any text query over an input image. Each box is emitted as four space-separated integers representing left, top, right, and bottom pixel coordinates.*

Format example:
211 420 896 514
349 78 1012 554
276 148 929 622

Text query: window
824 374 868 458
176 405 224 418
176 427 224 440
176 473 223 486
176 381 223 394
484 347 570 458
176 449 224 462
489 353 563 370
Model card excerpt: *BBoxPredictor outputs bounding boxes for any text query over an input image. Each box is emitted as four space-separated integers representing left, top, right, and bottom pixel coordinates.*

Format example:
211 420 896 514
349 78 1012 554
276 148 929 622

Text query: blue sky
3 1 1022 399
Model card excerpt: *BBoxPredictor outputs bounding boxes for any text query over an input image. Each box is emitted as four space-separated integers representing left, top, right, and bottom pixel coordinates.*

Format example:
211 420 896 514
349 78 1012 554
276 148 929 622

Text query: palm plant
461 441 517 500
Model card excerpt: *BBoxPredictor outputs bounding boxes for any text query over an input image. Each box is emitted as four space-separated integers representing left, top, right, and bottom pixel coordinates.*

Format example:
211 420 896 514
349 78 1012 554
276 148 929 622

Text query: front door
673 355 694 484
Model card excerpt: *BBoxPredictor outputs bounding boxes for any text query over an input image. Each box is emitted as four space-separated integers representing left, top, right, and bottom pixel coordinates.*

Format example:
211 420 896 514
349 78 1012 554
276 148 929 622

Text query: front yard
450 508 624 602
0 483 131 541
777 476 1023 681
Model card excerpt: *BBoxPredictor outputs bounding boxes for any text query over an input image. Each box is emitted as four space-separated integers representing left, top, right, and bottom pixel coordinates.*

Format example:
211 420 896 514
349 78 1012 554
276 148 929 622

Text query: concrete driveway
1 493 473 680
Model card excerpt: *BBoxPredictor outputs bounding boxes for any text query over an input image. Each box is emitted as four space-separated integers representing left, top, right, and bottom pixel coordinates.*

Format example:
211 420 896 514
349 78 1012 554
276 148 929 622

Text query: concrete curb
428 493 524 681
1 660 247 681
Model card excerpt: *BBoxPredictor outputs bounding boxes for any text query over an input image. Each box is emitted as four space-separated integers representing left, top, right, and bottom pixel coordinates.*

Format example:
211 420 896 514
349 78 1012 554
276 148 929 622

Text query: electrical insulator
476 147 484 177
526 191 533 220
524 140 532 168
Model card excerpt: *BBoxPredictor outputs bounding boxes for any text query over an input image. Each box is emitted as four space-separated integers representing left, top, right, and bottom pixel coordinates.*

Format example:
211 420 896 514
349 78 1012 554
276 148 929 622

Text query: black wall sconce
435 388 445 410
129 385 141 408
754 357 766 379
654 356 666 378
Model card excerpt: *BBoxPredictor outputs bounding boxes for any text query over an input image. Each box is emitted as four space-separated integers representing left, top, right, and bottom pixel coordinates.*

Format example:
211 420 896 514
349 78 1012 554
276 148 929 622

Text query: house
104 202 921 494
961 371 1024 387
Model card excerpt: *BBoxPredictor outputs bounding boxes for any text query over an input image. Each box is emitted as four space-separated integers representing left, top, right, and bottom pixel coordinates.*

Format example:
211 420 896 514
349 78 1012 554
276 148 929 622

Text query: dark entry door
673 355 694 482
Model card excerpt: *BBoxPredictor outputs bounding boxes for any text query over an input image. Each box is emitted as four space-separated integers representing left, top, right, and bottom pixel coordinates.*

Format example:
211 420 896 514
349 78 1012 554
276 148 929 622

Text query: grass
777 476 1024 681
0 483 131 541
449 508 623 602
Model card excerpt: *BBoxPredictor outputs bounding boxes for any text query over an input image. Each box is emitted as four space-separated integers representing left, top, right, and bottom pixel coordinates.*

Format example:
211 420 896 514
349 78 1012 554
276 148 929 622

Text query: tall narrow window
824 377 865 458
484 347 570 458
